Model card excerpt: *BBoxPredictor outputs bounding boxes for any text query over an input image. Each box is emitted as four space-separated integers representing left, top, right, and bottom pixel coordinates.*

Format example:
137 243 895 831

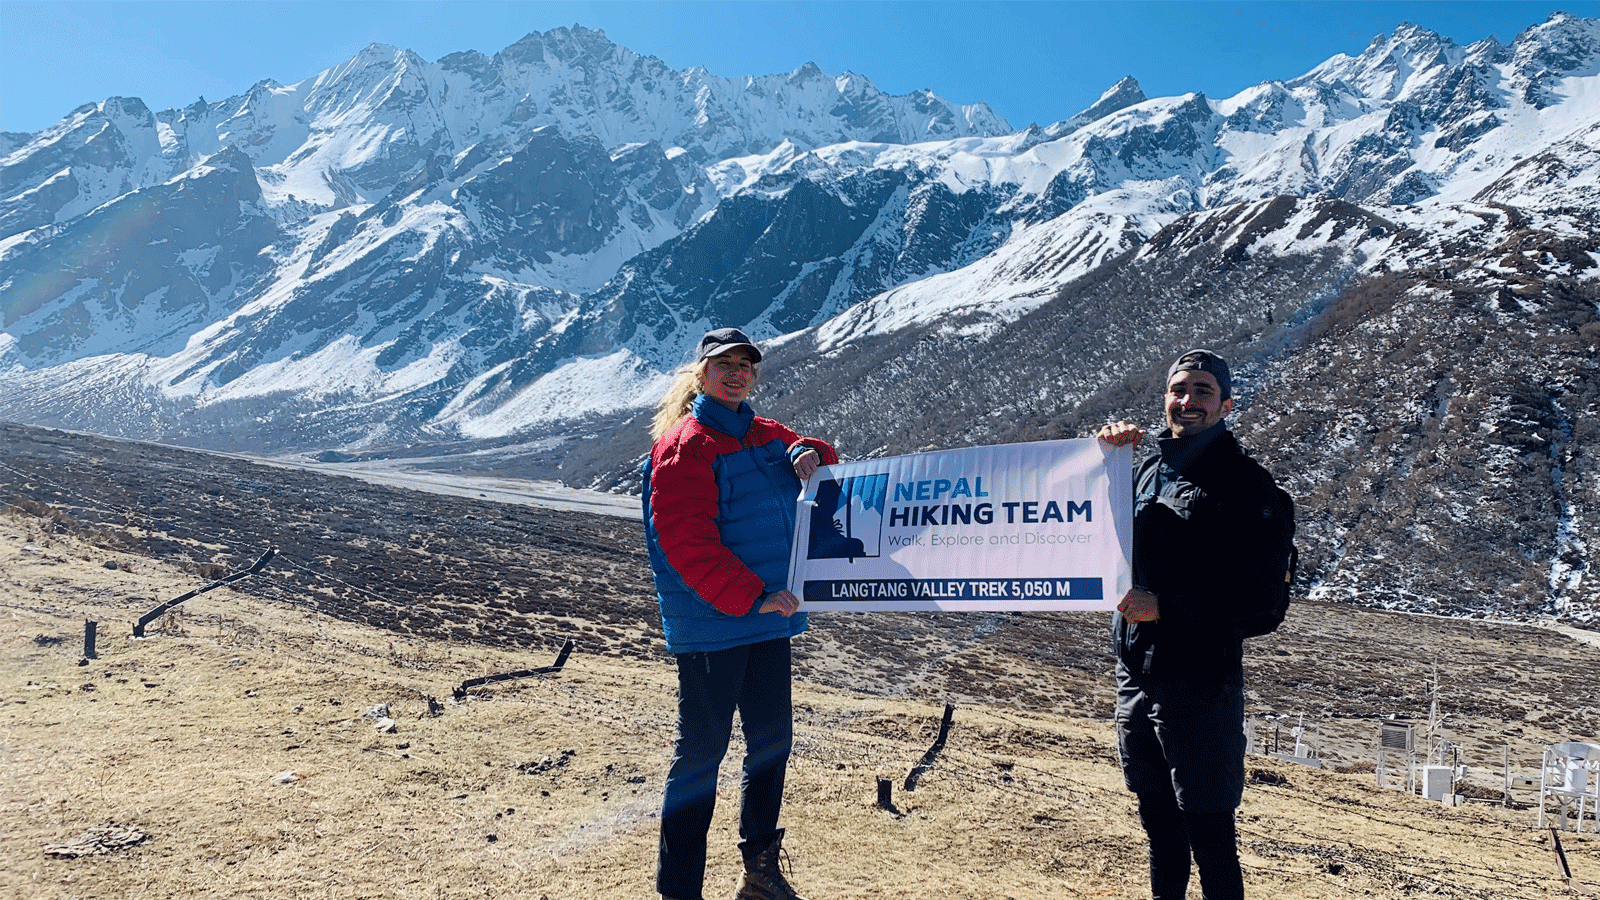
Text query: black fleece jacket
1113 422 1282 680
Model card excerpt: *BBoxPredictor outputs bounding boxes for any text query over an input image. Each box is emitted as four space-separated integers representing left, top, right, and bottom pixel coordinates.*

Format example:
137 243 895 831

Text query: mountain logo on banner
807 474 889 561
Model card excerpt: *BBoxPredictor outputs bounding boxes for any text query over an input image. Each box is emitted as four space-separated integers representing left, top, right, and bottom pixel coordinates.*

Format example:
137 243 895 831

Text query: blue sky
2 1 1596 135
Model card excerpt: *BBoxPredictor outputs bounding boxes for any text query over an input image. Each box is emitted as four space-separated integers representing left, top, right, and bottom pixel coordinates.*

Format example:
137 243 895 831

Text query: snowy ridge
1 15 1599 627
1 15 1595 416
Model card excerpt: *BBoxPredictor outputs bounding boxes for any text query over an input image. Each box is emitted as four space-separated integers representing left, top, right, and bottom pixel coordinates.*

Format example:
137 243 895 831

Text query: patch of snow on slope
1242 199 1397 263
815 197 1162 351
441 351 672 438
707 141 807 196
196 335 386 402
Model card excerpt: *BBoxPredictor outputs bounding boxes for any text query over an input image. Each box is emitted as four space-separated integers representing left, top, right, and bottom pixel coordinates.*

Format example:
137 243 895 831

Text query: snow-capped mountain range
2 16 1598 626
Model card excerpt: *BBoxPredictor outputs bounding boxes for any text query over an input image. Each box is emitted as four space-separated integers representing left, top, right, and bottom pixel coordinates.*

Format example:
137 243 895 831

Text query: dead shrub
1248 767 1291 786
7 496 76 532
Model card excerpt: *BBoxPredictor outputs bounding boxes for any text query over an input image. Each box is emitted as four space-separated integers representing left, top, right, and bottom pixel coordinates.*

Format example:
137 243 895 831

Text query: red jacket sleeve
650 429 767 616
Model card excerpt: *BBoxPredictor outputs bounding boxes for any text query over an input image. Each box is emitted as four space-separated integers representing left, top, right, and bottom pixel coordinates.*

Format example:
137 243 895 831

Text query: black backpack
1135 453 1298 638
1236 470 1298 638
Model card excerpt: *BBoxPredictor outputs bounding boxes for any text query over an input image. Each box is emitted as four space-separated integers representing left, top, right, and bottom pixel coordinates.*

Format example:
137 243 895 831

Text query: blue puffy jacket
642 394 838 654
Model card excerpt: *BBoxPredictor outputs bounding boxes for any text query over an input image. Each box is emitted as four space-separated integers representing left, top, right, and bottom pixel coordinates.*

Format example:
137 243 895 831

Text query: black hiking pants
657 637 792 899
1116 664 1246 899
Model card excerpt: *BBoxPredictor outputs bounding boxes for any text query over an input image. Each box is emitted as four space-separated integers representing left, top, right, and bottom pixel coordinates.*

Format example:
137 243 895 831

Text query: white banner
789 439 1131 611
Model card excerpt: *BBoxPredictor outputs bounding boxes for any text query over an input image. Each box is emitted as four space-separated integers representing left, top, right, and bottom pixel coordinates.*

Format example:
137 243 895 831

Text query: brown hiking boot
733 829 808 900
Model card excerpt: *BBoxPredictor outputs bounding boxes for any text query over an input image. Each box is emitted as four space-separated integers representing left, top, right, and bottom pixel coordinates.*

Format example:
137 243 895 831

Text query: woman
641 326 837 900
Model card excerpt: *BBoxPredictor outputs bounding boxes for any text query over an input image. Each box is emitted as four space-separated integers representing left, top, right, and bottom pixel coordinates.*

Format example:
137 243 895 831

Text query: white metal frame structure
1539 741 1600 833
1376 722 1417 793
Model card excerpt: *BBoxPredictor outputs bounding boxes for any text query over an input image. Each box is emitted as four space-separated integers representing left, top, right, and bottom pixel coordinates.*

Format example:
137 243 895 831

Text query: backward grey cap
1167 349 1232 399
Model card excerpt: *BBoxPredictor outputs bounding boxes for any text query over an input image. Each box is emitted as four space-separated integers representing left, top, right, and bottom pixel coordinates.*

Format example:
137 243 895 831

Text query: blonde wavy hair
649 356 761 441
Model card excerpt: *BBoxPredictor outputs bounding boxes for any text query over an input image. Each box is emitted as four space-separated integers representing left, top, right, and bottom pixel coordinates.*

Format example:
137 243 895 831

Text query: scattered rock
362 704 390 721
372 717 397 733
44 821 149 858
103 559 118 570
271 771 300 785
517 749 576 775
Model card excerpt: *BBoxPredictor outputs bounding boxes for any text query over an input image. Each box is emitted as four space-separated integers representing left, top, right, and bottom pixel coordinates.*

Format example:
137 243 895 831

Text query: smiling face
698 349 758 410
1164 369 1233 436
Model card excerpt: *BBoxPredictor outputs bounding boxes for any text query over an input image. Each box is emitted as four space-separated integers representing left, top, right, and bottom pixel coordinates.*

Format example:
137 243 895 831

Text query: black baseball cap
696 327 763 363
1167 349 1232 399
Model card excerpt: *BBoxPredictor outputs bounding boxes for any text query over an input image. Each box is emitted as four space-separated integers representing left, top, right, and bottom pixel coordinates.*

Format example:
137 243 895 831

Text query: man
1097 349 1288 900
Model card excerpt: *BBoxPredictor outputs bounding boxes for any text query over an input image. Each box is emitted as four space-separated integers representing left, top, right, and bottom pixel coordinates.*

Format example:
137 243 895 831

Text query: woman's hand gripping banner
789 439 1131 611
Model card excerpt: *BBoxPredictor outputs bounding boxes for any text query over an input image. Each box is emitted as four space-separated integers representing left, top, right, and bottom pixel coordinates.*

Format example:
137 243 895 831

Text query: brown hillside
2 422 1597 898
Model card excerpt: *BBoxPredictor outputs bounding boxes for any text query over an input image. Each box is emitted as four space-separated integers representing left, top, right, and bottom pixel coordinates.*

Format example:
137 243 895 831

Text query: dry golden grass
3 517 1597 900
